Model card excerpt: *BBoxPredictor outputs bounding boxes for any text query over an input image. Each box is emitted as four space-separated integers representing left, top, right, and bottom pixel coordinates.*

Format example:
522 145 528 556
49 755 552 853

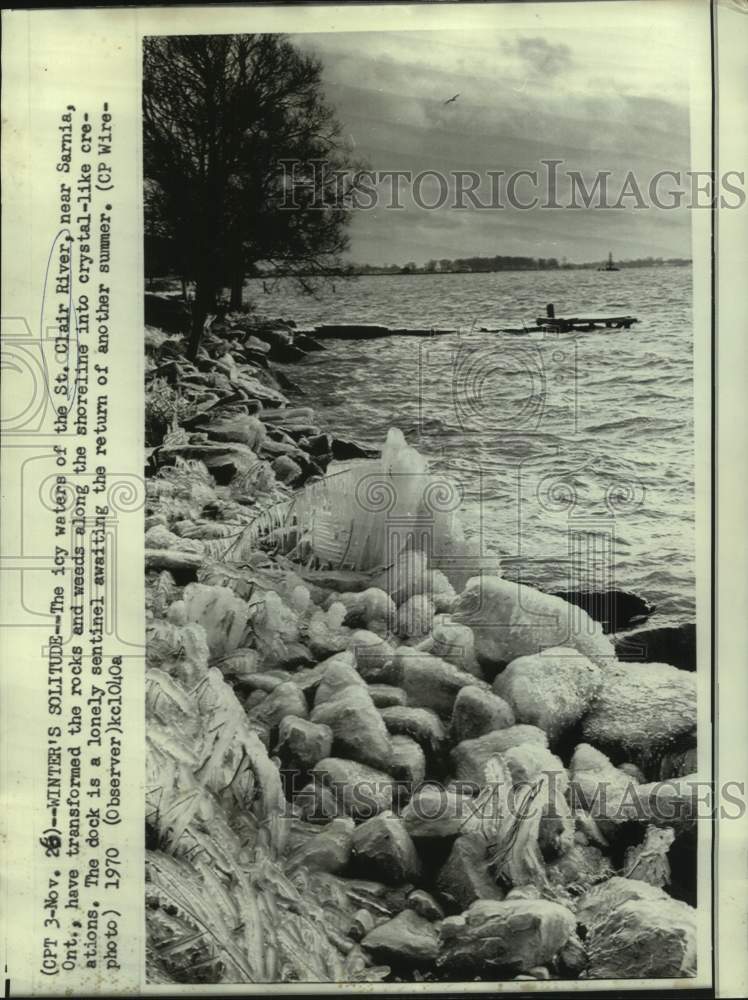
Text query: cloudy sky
291 15 699 266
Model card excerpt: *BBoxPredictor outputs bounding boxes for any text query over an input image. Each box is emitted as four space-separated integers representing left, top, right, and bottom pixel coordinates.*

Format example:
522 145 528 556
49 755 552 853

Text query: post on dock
546 303 555 319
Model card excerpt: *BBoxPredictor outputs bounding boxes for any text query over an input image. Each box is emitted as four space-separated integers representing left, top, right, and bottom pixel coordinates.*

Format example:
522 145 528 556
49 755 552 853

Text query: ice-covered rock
311 757 395 820
452 576 614 670
396 594 435 639
450 685 515 743
437 898 576 974
493 646 602 743
275 716 332 771
450 725 548 787
582 661 697 758
397 649 488 718
246 680 308 728
311 686 392 772
436 833 505 911
361 908 439 965
351 812 421 884
586 896 697 978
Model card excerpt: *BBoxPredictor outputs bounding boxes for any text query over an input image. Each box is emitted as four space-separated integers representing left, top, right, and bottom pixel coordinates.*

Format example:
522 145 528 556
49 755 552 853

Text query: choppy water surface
248 268 695 628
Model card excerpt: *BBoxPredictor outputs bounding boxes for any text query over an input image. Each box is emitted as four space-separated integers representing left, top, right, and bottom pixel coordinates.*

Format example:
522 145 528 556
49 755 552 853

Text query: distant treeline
254 254 692 277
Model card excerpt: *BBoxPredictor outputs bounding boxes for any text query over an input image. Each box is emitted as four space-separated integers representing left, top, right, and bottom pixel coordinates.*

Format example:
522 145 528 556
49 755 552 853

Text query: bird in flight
443 93 460 105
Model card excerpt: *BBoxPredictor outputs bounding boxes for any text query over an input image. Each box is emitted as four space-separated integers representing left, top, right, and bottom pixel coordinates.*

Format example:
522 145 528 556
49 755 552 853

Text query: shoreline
144 301 698 984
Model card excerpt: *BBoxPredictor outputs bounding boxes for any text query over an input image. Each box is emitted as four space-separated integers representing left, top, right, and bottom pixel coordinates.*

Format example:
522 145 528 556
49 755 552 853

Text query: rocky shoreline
144 298 699 985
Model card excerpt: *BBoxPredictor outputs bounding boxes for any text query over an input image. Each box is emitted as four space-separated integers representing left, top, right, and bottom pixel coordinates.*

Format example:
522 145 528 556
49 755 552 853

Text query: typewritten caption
39 101 122 979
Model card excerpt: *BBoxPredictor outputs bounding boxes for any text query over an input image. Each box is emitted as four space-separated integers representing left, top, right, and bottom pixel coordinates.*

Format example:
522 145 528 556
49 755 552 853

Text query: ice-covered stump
493 646 602 742
452 576 614 670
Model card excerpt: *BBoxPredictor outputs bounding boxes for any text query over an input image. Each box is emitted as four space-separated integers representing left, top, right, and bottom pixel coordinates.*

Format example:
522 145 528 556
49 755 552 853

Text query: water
247 268 695 629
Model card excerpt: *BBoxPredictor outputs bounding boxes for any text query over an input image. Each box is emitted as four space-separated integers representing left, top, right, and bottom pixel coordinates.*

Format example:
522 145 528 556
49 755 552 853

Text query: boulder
311 686 392 772
581 661 697 758
292 817 354 875
401 785 480 839
437 898 576 974
396 594 435 639
451 576 614 670
436 833 505 911
500 743 569 796
379 706 447 760
275 716 332 771
586 896 697 978
450 685 515 743
294 780 343 823
348 630 398 683
450 726 548 788
419 619 482 677
407 889 445 922
313 653 365 707
311 758 395 820
351 812 421 884
368 684 408 709
246 681 308 729
568 743 640 829
361 908 439 965
333 588 396 632
390 735 426 791
397 649 488 718
493 647 602 743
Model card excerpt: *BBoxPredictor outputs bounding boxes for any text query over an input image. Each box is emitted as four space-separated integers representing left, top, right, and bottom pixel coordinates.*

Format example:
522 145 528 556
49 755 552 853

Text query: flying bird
443 93 460 105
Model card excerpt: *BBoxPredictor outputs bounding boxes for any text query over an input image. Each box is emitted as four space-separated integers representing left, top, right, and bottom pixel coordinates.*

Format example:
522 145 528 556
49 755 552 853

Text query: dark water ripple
248 267 695 628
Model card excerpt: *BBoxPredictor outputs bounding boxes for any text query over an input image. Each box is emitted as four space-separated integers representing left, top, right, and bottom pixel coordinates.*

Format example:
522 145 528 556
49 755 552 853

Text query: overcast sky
291 21 696 265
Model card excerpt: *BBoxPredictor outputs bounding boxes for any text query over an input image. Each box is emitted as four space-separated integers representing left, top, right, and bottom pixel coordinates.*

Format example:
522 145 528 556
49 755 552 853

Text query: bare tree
143 34 362 358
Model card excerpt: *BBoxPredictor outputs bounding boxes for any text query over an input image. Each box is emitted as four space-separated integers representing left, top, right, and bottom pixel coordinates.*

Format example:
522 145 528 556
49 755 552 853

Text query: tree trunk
188 275 216 361
229 265 244 311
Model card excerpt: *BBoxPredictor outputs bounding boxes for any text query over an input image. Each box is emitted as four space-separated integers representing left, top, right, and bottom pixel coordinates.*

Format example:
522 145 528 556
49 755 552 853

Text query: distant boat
598 251 620 272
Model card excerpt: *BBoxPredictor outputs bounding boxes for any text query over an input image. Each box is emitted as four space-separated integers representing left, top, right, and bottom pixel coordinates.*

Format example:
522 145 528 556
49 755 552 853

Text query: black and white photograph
135 3 709 988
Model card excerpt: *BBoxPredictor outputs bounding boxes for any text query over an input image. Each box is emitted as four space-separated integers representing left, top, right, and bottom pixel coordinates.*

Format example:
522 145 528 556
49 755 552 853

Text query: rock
558 931 588 977
313 652 365 707
311 758 395 820
348 630 398 683
333 588 397 631
500 743 569 796
396 595 435 639
581 661 697 758
351 812 422 884
619 762 647 783
390 735 426 791
659 746 698 781
247 681 308 728
615 623 696 671
292 817 354 875
568 744 640 828
294 781 343 823
349 908 376 941
407 889 444 922
275 716 332 771
401 785 480 839
450 726 548 787
419 619 483 677
398 650 488 718
379 706 447 760
331 436 381 461
437 898 576 974
493 647 602 743
450 686 515 742
622 825 676 888
368 684 408 709
452 576 615 671
430 570 458 613
436 833 505 911
361 908 439 965
271 454 302 484
506 885 541 901
551 589 655 633
372 549 430 605
196 413 266 449
311 686 392 772
586 896 697 978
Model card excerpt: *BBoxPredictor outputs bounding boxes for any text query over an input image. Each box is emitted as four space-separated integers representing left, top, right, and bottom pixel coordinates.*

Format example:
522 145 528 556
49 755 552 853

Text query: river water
247 267 695 629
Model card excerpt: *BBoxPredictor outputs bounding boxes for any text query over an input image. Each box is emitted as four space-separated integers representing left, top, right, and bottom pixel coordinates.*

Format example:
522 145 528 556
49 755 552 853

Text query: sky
291 16 698 266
